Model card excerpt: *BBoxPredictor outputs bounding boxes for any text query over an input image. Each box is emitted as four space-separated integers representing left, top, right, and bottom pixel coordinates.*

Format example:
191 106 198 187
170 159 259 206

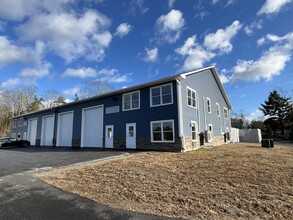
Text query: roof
14 66 231 118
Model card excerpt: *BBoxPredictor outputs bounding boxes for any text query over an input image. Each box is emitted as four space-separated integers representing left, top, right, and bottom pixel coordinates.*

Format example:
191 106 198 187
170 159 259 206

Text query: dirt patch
36 143 293 219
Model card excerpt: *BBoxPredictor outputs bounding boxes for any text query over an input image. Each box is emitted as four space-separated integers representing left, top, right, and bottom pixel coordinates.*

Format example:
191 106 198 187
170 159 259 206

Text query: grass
36 143 293 219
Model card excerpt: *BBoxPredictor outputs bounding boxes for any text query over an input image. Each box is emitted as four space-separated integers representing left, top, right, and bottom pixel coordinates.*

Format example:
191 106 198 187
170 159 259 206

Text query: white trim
206 97 211 114
81 105 104 148
27 118 38 145
56 111 74 147
190 121 198 142
150 83 173 107
150 119 175 143
176 80 184 138
122 90 140 111
203 97 207 130
186 86 197 109
41 114 55 146
223 107 228 119
208 124 213 142
126 123 136 149
105 125 114 148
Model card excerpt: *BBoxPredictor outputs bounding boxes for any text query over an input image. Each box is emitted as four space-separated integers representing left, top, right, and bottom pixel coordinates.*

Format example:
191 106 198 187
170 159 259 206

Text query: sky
0 0 293 120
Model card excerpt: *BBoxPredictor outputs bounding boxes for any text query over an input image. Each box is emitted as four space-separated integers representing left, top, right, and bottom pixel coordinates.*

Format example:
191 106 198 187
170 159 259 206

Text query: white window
191 121 197 141
187 87 197 108
224 107 228 119
13 120 17 128
150 83 173 107
151 120 174 142
208 124 213 141
206 98 211 113
11 133 16 139
123 91 140 111
216 103 220 117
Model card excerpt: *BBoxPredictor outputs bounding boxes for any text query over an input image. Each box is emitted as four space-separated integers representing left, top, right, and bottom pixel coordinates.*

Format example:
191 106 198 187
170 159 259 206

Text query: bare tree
42 90 67 108
79 80 114 99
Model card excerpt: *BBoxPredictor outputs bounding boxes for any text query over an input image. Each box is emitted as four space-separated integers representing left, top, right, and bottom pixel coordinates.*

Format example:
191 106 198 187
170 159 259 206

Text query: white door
27 118 37 145
57 112 73 147
105 125 114 148
41 115 54 146
126 123 136 149
81 106 103 147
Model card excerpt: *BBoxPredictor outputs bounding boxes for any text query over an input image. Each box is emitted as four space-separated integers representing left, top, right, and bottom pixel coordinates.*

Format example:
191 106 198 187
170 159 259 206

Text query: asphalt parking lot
0 146 125 176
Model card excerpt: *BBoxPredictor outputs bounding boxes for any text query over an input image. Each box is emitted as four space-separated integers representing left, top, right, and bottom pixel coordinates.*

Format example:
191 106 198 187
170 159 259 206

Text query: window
206 98 211 113
191 122 197 141
224 107 228 119
208 124 213 141
123 91 140 111
187 87 197 108
13 120 17 128
216 103 220 117
151 120 174 142
150 83 173 107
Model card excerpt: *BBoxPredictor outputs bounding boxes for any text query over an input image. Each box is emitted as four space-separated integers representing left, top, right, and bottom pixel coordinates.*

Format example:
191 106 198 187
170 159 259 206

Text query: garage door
57 111 73 147
27 118 37 145
81 106 103 147
41 115 54 146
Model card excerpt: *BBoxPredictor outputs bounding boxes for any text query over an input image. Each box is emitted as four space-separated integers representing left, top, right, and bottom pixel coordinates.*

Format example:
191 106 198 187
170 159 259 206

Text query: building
10 66 232 151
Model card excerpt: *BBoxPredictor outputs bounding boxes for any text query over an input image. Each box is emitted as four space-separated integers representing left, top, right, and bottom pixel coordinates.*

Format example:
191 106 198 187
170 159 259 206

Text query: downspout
176 79 184 151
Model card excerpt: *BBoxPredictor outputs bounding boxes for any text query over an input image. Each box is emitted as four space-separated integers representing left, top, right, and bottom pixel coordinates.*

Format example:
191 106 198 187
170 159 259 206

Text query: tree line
0 80 113 137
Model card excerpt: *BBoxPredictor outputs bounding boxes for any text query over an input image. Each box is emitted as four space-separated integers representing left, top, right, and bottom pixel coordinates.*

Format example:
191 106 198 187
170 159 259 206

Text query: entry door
126 123 136 149
105 125 114 148
27 118 37 145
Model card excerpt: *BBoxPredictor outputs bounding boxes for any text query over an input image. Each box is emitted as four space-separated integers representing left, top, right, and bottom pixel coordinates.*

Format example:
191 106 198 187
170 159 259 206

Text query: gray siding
180 69 231 137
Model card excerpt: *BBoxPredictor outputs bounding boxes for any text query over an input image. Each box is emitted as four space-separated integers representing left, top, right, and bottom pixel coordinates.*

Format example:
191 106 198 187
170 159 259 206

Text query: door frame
126 123 136 149
105 125 114 148
41 114 55 146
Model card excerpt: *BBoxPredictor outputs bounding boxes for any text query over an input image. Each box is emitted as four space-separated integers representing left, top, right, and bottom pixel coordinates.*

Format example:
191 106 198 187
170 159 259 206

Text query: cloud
203 20 242 54
0 36 42 67
258 0 293 15
114 23 133 38
19 62 51 79
16 10 112 63
168 0 175 9
0 78 20 89
231 32 293 82
63 67 97 78
97 68 131 83
244 20 263 36
129 0 149 16
62 86 80 97
246 109 264 121
156 9 185 44
143 47 158 63
211 0 220 4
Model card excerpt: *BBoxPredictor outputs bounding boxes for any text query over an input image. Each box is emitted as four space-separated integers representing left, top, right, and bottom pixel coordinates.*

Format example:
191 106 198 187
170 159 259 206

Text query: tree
79 80 113 99
74 93 79 101
259 90 293 137
42 90 66 108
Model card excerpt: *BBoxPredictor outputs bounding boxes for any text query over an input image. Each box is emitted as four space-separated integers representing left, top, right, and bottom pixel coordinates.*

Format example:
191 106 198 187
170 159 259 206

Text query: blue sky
0 0 293 120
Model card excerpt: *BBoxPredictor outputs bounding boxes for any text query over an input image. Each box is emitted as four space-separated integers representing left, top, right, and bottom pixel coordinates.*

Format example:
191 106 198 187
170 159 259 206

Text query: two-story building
10 66 231 151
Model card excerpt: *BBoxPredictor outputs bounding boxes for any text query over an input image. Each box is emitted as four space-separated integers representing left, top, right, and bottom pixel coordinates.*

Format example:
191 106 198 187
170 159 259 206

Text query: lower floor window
151 120 174 142
191 122 197 141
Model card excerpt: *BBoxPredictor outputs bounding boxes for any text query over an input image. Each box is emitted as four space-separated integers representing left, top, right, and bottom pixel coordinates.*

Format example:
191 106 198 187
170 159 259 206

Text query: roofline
14 66 231 118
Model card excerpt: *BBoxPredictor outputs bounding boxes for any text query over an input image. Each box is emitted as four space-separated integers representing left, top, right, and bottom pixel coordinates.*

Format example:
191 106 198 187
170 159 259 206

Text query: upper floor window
151 120 174 142
216 103 220 117
224 107 228 119
150 83 173 107
123 91 140 111
187 87 197 108
206 98 211 113
13 120 17 128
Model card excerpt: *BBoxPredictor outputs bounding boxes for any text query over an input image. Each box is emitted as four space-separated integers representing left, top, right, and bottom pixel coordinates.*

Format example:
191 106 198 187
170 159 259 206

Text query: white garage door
57 111 73 147
41 115 54 146
27 118 37 145
81 106 103 147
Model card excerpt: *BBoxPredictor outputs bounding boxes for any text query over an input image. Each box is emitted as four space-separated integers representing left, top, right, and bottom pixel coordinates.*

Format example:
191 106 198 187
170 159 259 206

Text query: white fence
230 128 240 143
239 129 262 143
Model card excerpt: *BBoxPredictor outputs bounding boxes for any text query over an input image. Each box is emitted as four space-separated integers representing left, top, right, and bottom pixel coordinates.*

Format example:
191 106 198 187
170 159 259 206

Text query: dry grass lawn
36 143 293 219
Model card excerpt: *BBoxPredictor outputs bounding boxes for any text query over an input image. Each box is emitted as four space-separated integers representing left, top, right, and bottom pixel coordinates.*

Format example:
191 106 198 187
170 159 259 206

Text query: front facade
11 66 231 151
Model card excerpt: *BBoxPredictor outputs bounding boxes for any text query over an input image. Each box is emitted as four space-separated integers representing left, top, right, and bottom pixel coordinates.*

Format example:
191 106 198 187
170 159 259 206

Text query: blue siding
11 81 179 145
180 69 231 137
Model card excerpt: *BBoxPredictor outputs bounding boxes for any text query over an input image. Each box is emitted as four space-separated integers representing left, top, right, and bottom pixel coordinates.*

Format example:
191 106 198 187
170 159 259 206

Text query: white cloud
203 20 242 54
231 32 293 82
219 73 230 84
16 10 112 63
63 67 97 78
226 0 236 7
211 0 220 4
0 0 71 21
97 68 131 83
168 0 176 9
246 109 265 121
114 23 133 38
62 86 80 96
129 0 149 16
19 62 51 79
143 48 158 63
258 0 293 15
257 37 266 46
0 78 20 89
244 20 263 36
0 36 42 67
176 35 215 71
156 9 185 44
